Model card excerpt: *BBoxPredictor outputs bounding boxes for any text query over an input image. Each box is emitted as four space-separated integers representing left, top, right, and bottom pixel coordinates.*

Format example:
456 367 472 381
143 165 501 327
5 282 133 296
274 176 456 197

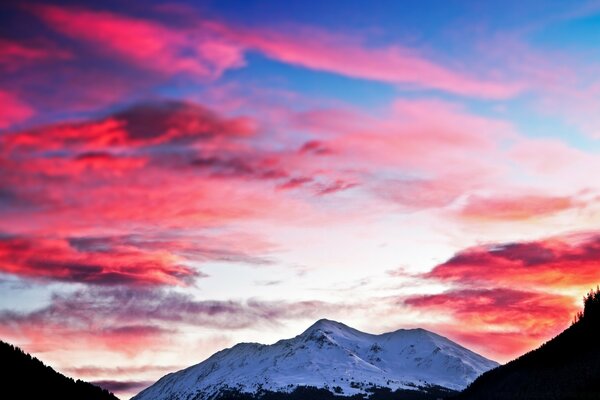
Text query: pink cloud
0 38 70 71
0 235 198 286
459 193 580 221
510 137 600 181
30 4 522 98
2 100 254 165
0 90 34 129
330 99 510 171
405 288 576 361
426 231 600 289
234 26 523 98
284 99 514 208
32 5 245 79
0 99 318 287
402 229 600 361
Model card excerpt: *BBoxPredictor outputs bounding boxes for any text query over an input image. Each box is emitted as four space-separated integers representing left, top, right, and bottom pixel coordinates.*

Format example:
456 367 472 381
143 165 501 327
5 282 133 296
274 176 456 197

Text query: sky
2 0 600 398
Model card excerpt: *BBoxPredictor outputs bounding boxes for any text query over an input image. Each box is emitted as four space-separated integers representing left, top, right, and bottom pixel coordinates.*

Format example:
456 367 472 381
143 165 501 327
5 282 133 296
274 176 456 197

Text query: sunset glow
2 1 600 398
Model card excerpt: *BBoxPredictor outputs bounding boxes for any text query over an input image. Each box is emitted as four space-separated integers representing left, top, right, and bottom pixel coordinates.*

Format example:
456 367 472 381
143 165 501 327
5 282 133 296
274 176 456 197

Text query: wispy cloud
0 286 356 354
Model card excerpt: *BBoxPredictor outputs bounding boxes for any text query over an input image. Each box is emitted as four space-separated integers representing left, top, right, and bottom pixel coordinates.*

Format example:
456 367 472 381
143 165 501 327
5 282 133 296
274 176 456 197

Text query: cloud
0 286 354 354
0 230 279 286
298 140 333 156
0 235 198 286
404 288 577 360
91 380 153 395
29 4 522 99
0 38 71 71
316 179 357 196
426 231 600 289
0 99 299 232
190 156 289 181
235 26 523 98
0 90 33 129
375 178 466 209
402 230 600 361
65 365 181 377
304 99 510 173
3 100 254 153
31 4 245 79
285 99 514 207
458 193 580 221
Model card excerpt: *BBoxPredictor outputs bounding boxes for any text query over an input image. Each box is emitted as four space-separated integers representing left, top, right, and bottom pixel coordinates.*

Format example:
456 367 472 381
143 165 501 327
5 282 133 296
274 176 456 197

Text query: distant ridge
0 340 119 400
133 319 497 400
457 287 600 400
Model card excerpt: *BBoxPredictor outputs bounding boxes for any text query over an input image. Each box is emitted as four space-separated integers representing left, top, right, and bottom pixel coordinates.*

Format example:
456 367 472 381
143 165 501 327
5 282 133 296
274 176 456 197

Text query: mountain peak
302 318 351 333
134 320 499 400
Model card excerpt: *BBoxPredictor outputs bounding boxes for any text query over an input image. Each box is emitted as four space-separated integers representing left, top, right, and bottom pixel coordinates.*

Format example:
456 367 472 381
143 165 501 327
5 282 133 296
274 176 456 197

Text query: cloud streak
0 286 355 355
426 231 600 289
29 4 522 99
458 194 580 221
31 4 245 79
0 235 198 286
235 26 523 98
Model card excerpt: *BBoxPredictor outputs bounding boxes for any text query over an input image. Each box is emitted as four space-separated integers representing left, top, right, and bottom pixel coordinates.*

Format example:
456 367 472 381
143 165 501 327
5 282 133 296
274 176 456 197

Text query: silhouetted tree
0 340 119 400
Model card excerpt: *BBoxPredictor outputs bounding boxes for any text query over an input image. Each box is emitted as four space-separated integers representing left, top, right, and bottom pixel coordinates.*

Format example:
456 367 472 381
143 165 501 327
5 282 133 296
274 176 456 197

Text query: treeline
0 340 119 400
203 385 457 400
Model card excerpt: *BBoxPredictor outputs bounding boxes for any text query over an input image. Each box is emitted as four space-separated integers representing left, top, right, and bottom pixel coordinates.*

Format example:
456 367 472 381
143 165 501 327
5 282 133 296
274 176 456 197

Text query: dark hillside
457 288 600 400
0 340 119 400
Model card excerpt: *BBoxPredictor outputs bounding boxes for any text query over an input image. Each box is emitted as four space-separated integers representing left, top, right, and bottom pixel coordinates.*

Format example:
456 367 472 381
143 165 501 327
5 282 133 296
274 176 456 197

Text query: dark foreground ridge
457 287 600 400
0 340 119 400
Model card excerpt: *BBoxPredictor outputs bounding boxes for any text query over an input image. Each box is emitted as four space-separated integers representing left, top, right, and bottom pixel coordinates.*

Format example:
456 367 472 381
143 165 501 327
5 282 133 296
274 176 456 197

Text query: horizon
2 1 600 398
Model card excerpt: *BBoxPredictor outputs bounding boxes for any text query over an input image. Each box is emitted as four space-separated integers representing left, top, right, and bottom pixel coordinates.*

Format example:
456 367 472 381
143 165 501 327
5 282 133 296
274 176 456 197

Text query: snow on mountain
133 319 498 400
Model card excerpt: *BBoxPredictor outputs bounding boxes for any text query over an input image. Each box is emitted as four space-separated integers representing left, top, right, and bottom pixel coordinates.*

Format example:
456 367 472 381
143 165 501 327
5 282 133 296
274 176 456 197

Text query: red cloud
406 231 600 361
0 90 33 129
459 194 579 221
0 98 359 246
405 288 577 361
32 5 245 79
3 101 254 153
0 236 197 286
72 152 148 174
427 232 600 289
0 102 294 291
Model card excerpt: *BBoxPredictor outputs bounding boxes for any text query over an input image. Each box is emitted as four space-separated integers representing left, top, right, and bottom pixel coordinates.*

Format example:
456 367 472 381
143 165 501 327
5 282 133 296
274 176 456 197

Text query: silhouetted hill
0 340 119 400
457 288 600 400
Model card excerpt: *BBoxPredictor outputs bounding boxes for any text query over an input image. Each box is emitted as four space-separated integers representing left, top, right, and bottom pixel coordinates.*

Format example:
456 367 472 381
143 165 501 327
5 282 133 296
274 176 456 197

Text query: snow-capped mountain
133 319 498 400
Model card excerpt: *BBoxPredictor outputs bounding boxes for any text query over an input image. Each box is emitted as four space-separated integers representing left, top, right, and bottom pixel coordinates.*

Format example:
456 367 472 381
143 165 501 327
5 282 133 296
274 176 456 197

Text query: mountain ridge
133 319 498 400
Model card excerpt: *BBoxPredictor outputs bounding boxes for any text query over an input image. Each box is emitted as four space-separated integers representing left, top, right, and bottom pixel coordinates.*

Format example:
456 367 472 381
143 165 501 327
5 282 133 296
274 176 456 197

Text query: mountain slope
457 288 600 400
134 319 498 400
0 340 119 400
